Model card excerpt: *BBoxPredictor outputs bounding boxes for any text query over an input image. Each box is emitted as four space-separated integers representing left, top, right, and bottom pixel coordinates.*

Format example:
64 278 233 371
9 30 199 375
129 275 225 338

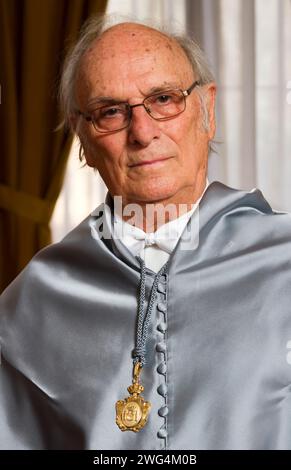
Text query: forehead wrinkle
79 48 192 87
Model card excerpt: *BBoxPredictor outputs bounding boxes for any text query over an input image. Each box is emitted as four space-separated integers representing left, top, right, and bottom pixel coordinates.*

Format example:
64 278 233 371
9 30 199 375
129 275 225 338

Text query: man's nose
127 104 161 146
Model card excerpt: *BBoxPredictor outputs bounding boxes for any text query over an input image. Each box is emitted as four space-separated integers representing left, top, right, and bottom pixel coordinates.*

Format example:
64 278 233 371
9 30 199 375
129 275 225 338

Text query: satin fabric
1 181 291 450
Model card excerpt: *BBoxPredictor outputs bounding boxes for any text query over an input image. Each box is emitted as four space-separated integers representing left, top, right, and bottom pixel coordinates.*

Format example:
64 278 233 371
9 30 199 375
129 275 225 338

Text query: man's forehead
81 23 189 69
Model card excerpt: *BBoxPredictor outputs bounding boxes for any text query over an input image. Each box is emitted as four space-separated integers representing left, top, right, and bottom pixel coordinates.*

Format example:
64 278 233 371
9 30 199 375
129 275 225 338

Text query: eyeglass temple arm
77 110 92 122
183 80 201 97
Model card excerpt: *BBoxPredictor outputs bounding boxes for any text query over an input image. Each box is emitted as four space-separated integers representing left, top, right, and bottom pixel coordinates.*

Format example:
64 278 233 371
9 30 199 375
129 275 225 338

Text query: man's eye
155 94 173 105
100 107 122 118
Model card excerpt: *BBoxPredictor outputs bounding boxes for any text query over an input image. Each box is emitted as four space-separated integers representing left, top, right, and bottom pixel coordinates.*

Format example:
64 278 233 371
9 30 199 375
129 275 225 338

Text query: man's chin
129 186 178 205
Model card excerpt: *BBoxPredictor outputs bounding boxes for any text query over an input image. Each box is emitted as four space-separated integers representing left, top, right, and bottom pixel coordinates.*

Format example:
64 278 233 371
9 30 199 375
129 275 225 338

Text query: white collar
102 179 209 256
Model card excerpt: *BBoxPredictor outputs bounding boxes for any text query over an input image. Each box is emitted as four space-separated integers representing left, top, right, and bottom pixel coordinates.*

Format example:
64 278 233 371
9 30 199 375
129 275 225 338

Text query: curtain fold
184 0 291 211
0 0 108 292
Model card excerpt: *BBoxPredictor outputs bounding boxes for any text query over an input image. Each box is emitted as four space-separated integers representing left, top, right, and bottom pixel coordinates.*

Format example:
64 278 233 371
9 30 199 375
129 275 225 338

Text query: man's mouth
129 157 172 167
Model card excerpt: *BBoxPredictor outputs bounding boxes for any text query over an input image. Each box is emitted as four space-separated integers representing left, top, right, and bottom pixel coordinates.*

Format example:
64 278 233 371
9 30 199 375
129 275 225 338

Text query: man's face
74 23 216 207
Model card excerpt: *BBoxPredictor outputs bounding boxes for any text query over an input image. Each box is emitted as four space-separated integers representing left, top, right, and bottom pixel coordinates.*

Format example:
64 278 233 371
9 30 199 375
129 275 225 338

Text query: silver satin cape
1 181 291 450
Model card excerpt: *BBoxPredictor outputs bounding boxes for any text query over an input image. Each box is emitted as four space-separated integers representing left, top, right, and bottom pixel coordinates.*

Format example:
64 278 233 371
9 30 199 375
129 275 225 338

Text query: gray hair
59 13 216 160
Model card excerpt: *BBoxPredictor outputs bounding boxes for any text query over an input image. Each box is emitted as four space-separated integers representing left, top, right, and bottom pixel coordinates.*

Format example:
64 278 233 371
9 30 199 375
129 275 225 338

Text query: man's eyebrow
147 82 181 94
86 82 182 107
87 96 123 107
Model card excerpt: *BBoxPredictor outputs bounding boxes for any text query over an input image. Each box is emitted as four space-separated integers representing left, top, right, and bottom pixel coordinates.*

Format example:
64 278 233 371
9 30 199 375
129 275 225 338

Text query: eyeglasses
76 80 200 134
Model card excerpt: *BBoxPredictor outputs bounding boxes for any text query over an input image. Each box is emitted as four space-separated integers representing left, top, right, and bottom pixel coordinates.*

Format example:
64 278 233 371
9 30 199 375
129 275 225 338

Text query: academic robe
0 181 291 450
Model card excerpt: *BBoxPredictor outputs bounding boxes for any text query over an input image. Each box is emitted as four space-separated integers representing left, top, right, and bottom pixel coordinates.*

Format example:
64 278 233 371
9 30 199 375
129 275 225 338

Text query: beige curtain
0 0 107 292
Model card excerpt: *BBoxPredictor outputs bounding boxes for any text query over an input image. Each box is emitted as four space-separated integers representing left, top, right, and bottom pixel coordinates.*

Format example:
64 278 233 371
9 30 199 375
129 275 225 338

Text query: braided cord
133 256 169 366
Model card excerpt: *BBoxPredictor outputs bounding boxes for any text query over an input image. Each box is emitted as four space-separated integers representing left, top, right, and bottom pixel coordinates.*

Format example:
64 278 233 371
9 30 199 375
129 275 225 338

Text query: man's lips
129 157 172 167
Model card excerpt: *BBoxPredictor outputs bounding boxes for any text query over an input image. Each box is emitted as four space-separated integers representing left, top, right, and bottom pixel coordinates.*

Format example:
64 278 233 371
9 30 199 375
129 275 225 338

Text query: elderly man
0 16 291 451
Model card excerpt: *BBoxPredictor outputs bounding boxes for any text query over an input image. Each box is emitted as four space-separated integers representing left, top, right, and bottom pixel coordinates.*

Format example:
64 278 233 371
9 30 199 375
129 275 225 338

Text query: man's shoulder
207 180 291 220
200 181 291 249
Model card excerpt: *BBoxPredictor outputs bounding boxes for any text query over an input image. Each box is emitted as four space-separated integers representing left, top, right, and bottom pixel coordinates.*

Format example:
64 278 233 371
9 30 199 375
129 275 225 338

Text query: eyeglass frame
76 79 201 134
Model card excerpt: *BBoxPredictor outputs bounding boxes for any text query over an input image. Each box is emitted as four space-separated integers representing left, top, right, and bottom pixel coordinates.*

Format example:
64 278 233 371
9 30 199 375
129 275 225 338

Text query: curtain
185 0 291 212
0 0 107 292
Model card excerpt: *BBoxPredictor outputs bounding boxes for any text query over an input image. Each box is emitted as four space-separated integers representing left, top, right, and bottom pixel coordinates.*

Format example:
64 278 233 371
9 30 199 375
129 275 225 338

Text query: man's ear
69 113 78 132
77 135 96 168
70 114 97 168
205 82 216 140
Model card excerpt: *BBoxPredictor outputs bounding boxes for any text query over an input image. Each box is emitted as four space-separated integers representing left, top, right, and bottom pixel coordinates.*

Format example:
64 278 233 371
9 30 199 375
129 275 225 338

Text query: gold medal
116 362 151 432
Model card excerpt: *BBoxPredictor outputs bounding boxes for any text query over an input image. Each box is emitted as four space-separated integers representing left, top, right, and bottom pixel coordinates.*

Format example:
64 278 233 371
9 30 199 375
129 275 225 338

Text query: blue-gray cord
132 256 169 367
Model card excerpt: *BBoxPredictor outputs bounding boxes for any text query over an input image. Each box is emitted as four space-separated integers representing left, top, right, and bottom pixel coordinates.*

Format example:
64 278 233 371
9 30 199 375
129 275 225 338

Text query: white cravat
105 180 209 272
